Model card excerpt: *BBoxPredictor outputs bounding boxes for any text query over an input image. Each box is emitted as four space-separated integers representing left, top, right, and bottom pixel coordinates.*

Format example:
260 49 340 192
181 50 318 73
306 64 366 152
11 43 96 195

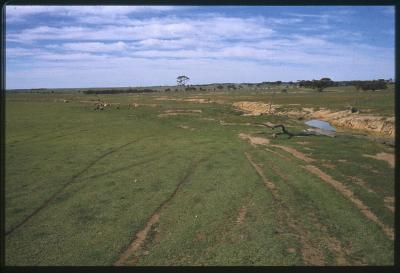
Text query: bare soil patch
384 197 395 213
158 109 202 118
363 152 395 168
220 120 256 126
236 202 249 225
239 133 270 146
271 145 315 163
177 125 195 131
233 101 280 116
304 165 394 240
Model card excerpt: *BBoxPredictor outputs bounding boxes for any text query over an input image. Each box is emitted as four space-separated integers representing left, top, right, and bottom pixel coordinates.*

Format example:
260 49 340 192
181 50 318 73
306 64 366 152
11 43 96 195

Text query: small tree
177 75 189 86
315 77 334 92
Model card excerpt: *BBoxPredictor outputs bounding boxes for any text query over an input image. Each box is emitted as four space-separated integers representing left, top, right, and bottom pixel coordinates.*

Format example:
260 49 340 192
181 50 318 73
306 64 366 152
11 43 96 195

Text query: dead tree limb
257 122 335 138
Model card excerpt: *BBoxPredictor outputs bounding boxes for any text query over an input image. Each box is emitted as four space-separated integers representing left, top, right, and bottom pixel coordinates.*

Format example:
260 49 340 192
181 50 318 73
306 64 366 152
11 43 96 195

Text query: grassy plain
5 86 395 265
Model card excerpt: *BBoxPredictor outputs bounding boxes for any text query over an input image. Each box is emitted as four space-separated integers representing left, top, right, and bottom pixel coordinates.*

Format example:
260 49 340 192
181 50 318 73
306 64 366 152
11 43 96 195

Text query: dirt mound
363 152 394 168
233 101 279 116
238 133 270 146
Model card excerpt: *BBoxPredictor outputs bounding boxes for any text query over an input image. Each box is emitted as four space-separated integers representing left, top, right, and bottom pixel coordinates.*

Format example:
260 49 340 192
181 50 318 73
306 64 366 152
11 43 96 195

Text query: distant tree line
298 78 389 91
351 80 388 91
298 78 335 92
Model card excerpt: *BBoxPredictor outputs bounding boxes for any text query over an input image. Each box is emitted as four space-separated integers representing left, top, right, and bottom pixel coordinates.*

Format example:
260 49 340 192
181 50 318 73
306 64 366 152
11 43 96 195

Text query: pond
305 119 336 131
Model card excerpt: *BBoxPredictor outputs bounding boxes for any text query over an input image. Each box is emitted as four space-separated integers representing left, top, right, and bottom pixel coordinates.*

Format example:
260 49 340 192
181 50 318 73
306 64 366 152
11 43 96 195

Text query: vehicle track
5 139 140 236
113 155 210 266
260 151 349 265
244 152 325 265
264 143 394 241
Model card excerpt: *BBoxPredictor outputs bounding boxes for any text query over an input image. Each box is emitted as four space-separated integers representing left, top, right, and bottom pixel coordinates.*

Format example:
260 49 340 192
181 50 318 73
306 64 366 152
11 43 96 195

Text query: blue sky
6 5 395 89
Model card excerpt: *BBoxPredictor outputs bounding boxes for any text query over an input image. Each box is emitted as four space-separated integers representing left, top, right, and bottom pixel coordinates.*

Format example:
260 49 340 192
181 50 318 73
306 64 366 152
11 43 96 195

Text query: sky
5 5 395 89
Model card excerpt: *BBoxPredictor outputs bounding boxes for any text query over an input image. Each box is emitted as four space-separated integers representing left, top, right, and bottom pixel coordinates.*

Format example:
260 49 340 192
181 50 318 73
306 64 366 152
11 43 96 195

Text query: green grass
5 87 394 265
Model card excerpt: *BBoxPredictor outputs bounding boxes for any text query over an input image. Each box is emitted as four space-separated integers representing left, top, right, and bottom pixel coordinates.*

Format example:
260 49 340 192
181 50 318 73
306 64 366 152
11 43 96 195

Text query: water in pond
305 119 336 131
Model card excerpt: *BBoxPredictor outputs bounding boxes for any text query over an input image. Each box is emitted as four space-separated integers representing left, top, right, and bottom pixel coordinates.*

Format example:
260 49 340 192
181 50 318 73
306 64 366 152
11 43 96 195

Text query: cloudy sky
6 5 395 89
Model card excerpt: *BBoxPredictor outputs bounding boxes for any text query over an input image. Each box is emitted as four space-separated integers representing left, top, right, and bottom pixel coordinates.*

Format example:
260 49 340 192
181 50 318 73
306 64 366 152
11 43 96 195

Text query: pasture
5 86 395 265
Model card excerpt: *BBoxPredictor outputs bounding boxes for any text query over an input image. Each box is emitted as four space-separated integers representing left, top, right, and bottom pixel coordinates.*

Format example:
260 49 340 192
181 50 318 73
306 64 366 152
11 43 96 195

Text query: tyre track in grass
75 151 172 183
304 165 394 241
113 155 211 266
265 144 394 241
244 152 325 266
8 127 85 145
5 139 142 236
260 152 349 265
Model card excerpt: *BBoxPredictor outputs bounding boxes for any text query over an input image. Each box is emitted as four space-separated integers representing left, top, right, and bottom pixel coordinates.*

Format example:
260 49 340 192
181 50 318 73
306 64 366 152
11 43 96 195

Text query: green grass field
5 87 394 265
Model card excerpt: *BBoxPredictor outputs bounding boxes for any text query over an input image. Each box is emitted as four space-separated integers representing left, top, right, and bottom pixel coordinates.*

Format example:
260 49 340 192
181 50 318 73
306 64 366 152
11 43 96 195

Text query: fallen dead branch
259 122 335 138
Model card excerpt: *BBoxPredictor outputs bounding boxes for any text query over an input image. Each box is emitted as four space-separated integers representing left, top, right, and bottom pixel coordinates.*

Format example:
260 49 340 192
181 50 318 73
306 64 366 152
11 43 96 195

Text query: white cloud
5 6 395 88
7 15 274 43
6 6 177 21
58 41 128 52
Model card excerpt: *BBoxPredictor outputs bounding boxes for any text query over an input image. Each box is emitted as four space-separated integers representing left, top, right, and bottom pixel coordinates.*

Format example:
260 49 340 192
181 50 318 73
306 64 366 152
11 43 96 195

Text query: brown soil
287 248 296 254
158 110 202 117
244 152 278 195
236 203 249 225
114 212 161 266
220 120 256 126
177 125 195 131
233 101 280 116
183 98 211 103
304 165 394 240
384 197 395 213
239 133 270 146
363 152 395 168
264 147 292 162
271 145 315 163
